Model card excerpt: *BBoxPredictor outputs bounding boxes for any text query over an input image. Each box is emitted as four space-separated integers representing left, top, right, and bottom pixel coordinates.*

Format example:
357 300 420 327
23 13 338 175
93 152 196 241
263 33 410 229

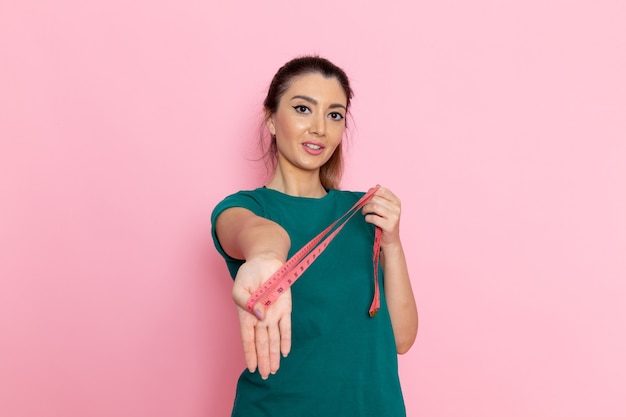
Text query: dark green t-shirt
211 187 406 417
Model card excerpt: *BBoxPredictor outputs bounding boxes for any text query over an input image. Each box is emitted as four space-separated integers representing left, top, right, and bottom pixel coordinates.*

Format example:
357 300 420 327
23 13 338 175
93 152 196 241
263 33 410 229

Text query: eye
293 105 310 114
328 112 344 121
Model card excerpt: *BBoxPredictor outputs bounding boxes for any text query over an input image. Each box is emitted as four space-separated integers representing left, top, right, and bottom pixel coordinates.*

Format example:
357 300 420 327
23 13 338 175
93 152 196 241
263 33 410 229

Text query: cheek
330 124 346 142
275 118 305 136
327 135 344 154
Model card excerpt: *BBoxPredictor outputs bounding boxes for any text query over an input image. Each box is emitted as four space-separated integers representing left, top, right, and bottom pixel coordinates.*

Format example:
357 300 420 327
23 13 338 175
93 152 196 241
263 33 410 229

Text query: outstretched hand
231 257 292 380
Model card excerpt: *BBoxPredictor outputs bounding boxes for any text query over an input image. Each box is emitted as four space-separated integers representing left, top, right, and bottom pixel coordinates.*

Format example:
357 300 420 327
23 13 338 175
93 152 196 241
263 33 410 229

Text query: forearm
216 207 291 262
382 242 418 354
238 220 291 262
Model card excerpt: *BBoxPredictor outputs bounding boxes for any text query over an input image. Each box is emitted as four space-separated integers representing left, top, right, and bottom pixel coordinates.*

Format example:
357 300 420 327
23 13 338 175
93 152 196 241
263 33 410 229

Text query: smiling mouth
304 143 323 150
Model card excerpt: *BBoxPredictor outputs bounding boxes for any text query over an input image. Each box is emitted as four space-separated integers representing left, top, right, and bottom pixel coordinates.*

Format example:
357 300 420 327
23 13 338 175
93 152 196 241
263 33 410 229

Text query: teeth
305 143 321 150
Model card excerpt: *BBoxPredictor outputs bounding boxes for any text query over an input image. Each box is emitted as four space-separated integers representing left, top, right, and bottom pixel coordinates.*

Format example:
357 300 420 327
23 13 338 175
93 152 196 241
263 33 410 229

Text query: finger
362 196 391 218
239 309 258 373
368 194 398 213
362 199 387 223
279 313 292 358
374 185 398 202
233 284 265 320
268 322 281 374
364 212 386 230
255 323 270 379
362 193 400 226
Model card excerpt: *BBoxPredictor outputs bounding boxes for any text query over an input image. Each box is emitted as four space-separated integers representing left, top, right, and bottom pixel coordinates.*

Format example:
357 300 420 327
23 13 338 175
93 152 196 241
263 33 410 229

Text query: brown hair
260 55 353 190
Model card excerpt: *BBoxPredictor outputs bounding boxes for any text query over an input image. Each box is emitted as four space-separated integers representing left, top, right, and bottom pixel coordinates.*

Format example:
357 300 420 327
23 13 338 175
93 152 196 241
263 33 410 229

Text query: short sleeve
210 190 266 277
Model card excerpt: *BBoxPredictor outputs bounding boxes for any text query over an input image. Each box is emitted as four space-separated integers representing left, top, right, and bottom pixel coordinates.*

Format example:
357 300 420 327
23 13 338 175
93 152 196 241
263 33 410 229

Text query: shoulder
329 189 366 204
211 188 269 225
332 189 366 198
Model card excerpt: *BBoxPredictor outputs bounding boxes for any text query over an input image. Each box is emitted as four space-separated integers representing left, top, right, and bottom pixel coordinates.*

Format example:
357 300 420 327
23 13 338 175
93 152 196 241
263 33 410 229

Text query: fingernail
254 308 263 321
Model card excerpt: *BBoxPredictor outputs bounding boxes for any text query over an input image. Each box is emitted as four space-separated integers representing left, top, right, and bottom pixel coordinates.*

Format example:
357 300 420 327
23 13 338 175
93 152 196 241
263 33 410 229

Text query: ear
265 112 276 136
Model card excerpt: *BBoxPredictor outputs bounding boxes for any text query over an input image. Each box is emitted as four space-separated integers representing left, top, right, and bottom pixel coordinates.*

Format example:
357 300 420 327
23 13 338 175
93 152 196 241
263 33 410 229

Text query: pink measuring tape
246 185 382 317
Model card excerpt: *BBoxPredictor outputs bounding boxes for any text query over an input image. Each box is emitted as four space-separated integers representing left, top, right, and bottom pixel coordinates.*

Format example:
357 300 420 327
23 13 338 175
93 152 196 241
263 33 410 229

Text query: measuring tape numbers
245 185 382 317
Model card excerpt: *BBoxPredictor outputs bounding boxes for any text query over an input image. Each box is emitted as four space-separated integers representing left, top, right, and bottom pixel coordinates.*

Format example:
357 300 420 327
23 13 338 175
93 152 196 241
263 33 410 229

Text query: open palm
231 257 292 379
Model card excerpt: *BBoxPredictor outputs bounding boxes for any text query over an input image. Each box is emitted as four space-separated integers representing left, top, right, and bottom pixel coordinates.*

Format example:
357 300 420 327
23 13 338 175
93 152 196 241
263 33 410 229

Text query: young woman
211 56 418 416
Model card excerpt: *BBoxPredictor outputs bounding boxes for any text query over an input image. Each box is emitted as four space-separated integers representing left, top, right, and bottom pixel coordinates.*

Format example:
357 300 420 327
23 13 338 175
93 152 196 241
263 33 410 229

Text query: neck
266 166 327 198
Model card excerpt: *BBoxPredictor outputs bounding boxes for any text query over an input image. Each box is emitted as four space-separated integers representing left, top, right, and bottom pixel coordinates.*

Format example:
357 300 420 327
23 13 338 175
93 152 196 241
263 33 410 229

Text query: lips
302 141 325 155
304 143 322 150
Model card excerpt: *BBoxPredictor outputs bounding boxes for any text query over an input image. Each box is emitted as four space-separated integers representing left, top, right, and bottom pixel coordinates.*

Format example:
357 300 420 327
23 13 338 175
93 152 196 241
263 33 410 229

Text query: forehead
282 73 348 105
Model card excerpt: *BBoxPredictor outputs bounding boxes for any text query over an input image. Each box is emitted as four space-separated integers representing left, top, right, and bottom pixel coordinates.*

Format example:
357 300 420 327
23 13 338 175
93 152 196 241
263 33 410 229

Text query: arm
362 187 418 354
215 207 292 378
380 241 418 354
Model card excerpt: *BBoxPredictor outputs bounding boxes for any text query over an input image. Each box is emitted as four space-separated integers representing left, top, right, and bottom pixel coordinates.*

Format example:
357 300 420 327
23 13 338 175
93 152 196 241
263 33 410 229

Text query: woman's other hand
362 185 402 249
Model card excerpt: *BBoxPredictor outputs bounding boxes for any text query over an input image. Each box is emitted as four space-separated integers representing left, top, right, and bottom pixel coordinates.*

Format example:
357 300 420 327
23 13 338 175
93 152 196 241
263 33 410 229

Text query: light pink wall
1 1 624 416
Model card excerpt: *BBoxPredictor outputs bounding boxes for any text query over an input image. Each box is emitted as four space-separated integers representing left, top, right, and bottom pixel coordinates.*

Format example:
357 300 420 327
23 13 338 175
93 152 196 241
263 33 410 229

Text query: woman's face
267 72 347 176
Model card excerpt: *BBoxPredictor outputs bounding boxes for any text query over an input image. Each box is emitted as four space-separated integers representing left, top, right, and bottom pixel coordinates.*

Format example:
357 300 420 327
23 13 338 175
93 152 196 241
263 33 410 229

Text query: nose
309 112 326 136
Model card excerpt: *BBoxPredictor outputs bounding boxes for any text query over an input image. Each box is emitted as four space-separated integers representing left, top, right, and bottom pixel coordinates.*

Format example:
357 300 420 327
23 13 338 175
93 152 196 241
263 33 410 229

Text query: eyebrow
290 95 347 110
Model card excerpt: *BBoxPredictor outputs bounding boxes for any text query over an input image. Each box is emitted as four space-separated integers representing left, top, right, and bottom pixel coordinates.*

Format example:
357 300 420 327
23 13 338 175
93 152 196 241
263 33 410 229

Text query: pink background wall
1 1 624 416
